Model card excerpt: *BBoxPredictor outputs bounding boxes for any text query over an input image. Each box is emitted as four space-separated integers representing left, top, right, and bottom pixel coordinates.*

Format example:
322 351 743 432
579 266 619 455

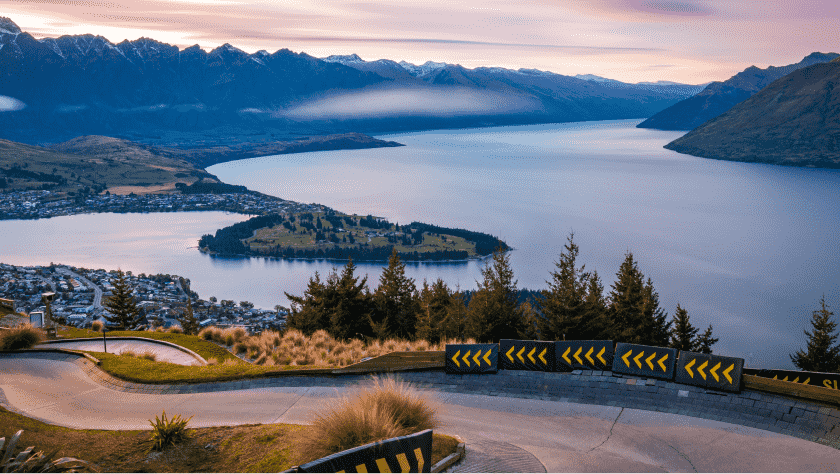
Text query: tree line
284 233 719 352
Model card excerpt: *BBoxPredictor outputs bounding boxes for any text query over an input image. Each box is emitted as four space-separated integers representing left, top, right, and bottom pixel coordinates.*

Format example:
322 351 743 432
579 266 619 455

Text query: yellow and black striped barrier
675 351 744 393
743 368 840 390
291 429 433 473
612 342 677 380
445 343 498 374
499 339 554 372
555 340 614 371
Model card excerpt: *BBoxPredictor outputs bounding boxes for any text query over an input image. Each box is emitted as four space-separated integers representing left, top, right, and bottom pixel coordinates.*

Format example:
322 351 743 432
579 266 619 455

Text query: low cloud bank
0 95 26 112
282 87 541 120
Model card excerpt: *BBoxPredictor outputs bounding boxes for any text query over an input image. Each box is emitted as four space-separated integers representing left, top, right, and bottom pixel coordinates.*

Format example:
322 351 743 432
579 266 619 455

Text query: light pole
41 292 55 338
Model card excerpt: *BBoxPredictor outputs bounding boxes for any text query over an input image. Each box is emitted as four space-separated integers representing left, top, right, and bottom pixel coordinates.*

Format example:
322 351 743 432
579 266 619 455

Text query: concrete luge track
2 353 840 472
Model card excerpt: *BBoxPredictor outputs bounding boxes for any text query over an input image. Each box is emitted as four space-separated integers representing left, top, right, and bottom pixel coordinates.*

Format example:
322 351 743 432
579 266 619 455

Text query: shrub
167 325 183 334
90 320 103 332
155 326 165 333
148 411 193 452
198 327 215 341
140 351 157 362
206 357 219 366
296 376 438 462
224 333 234 346
233 342 247 355
0 429 97 472
231 327 247 342
119 349 137 358
0 323 45 351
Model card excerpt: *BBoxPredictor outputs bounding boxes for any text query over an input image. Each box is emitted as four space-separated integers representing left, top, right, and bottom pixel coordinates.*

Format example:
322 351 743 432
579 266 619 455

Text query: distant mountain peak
323 53 363 63
574 74 623 83
0 17 21 35
397 60 449 76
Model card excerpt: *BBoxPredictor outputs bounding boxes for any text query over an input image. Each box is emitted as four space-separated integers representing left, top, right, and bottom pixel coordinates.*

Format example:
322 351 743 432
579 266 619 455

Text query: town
0 262 286 333
0 189 325 221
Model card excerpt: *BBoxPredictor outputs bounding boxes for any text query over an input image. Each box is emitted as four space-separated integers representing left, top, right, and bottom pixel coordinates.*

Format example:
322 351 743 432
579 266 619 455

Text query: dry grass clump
119 348 137 358
0 323 45 351
206 357 219 366
167 325 183 334
90 320 103 332
296 376 438 463
140 351 157 362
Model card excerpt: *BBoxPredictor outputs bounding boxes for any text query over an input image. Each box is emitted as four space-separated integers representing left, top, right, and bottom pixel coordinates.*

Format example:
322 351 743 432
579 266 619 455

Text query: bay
1 119 838 369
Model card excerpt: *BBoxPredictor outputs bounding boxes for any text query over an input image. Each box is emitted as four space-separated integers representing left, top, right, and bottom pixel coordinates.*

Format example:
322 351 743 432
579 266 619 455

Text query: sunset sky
3 0 838 83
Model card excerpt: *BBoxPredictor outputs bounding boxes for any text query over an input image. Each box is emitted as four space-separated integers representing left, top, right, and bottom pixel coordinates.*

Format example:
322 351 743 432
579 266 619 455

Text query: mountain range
1 17 704 145
637 52 839 131
663 57 840 168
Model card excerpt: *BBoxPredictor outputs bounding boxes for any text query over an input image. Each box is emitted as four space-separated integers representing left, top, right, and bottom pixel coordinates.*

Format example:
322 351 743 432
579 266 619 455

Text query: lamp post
41 292 55 338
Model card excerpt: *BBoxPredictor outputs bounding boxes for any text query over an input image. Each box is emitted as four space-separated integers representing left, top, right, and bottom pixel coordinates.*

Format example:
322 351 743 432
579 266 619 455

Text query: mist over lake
2 119 838 370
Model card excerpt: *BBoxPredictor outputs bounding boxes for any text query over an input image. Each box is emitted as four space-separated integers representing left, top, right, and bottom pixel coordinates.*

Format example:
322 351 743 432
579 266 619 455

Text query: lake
2 119 838 369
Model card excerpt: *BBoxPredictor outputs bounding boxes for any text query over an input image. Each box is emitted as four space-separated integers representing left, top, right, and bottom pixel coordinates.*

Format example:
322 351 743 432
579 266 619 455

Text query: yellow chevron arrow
563 347 572 365
697 360 708 380
539 348 548 365
658 353 668 372
517 346 526 364
574 347 583 364
803 377 810 385
622 350 632 367
597 347 607 365
645 352 656 370
506 345 515 363
684 358 695 378
473 349 482 367
634 351 644 369
585 347 595 365
710 361 721 382
791 376 799 383
484 349 492 366
528 347 536 364
451 350 461 368
723 363 734 384
463 350 471 368
782 376 789 381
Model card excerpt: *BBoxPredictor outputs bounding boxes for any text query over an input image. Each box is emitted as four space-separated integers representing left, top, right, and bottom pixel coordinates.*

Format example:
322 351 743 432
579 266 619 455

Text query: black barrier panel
612 343 677 380
554 340 614 371
743 368 840 391
499 339 555 372
445 344 498 374
297 429 433 473
676 352 744 392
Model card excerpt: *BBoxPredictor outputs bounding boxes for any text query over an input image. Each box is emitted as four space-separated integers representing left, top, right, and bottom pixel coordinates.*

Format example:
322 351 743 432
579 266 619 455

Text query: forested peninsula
198 210 509 262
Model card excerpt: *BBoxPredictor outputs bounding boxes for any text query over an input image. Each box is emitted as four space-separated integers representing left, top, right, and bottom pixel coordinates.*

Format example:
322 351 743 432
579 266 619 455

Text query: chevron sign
499 339 555 372
444 343 499 374
612 342 677 380
554 340 614 371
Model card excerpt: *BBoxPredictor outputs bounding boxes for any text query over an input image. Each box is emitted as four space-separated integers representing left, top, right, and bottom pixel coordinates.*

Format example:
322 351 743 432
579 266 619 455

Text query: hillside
637 52 839 131
663 58 840 168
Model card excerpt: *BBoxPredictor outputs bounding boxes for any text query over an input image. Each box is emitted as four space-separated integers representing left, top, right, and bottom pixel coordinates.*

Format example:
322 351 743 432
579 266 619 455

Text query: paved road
56 267 102 308
35 340 202 366
2 357 839 472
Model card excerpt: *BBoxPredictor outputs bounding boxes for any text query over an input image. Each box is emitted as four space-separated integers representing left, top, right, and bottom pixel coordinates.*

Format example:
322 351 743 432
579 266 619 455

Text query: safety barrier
744 368 840 390
499 339 553 371
287 429 433 473
445 344 498 374
555 340 613 371
612 343 677 380
675 351 743 392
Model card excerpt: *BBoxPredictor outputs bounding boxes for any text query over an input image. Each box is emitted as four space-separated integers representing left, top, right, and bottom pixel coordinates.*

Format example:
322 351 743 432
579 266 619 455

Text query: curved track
2 356 839 472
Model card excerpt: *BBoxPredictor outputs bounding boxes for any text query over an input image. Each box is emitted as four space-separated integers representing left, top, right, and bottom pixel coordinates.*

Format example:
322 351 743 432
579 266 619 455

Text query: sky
3 0 839 83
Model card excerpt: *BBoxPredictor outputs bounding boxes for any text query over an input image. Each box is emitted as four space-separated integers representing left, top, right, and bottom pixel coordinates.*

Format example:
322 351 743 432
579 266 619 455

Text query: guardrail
335 351 445 374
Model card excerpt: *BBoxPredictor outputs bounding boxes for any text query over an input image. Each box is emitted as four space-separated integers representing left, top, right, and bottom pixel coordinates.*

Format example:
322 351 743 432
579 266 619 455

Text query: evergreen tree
669 304 698 351
579 271 608 340
444 288 469 342
519 300 542 340
790 296 840 372
641 277 671 347
372 249 420 340
694 325 718 354
417 279 452 344
465 248 525 342
539 233 589 340
285 272 329 335
102 269 141 330
606 253 646 343
330 259 374 340
177 300 200 336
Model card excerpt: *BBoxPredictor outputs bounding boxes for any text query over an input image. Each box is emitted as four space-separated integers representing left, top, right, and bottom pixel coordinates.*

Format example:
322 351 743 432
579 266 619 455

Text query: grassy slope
0 406 458 472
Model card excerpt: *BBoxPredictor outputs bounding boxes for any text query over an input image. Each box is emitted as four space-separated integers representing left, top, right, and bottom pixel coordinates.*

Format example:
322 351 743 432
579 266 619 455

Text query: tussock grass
0 323 45 351
90 321 103 332
296 376 438 463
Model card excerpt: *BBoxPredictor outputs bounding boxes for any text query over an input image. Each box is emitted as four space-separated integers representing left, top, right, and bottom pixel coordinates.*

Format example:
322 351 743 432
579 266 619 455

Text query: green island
199 210 509 262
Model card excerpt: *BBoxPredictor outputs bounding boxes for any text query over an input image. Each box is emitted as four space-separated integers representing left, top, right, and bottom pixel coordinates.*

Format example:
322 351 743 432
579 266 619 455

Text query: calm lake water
2 119 839 369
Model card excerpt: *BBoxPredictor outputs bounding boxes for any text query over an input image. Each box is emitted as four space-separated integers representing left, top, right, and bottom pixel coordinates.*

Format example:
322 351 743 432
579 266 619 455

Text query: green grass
59 328 240 364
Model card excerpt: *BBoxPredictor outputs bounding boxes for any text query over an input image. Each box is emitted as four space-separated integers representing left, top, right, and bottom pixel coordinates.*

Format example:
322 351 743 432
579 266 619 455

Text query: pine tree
102 269 141 330
285 272 329 335
372 249 420 340
177 300 200 336
579 271 608 340
330 259 373 340
444 288 468 342
519 300 542 340
539 233 589 341
669 304 698 351
606 253 646 343
641 277 671 347
417 279 452 344
694 325 718 354
790 296 840 372
465 248 524 342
